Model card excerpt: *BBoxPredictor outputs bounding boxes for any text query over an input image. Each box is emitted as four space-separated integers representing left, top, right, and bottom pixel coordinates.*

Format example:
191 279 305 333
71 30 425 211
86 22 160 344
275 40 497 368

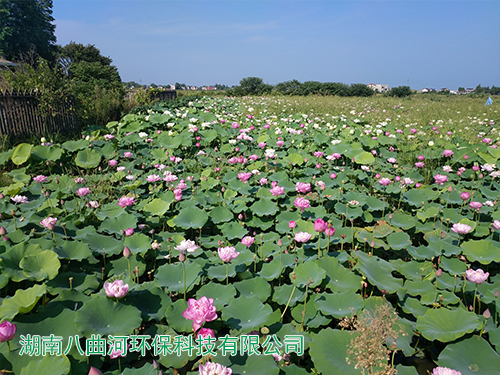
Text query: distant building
367 83 389 93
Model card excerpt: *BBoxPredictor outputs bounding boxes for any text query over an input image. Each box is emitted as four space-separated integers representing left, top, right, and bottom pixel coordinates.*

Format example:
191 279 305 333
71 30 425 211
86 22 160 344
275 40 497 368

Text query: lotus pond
0 96 499 375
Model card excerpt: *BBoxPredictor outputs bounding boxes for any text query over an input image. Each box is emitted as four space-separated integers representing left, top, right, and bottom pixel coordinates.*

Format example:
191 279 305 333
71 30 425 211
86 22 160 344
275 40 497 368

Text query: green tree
385 86 412 98
0 0 56 61
458 87 465 92
239 77 272 95
299 81 322 95
347 83 374 97
58 42 124 127
274 79 302 95
320 82 349 96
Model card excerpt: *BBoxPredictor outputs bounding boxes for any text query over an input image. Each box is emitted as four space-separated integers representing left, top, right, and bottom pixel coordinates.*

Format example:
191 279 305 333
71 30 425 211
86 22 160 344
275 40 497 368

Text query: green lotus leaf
309 328 359 375
354 150 375 164
154 262 202 293
196 283 237 309
11 143 33 165
82 232 124 256
124 284 171 322
61 139 89 152
355 252 404 297
0 243 41 282
222 295 275 332
0 284 46 320
292 261 326 288
461 239 500 264
315 291 364 318
157 133 181 148
272 284 306 307
206 263 243 281
317 257 362 292
46 272 99 294
219 221 248 240
250 198 279 216
124 233 152 255
98 213 137 235
95 203 125 219
20 355 71 375
164 298 193 333
390 213 416 230
209 206 234 223
143 198 170 216
121 363 158 375
387 231 412 250
489 326 500 354
403 189 433 207
74 148 101 169
234 277 271 303
31 145 63 161
173 205 208 229
20 249 60 281
438 336 500 375
53 240 92 260
416 307 481 342
75 295 142 336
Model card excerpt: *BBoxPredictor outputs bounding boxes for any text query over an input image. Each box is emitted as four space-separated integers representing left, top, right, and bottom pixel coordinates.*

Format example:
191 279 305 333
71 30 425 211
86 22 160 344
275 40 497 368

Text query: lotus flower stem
317 236 321 259
226 263 229 285
299 282 310 332
281 279 296 321
127 258 132 281
183 260 186 300
473 284 478 313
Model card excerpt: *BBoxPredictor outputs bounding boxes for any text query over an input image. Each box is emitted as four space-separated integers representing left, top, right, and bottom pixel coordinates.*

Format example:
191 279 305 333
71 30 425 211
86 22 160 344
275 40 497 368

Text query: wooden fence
0 90 78 137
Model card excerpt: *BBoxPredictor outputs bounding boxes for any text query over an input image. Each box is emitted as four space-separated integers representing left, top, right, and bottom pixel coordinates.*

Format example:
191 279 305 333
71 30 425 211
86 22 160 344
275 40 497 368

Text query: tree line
227 77 414 98
0 0 125 128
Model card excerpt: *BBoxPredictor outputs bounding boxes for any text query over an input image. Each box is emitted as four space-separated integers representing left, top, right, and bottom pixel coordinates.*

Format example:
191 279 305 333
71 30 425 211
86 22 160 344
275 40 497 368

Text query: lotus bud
179 251 185 262
123 247 131 258
88 366 103 375
436 269 442 277
495 290 499 298
483 309 491 319
278 238 283 247
0 193 4 199
0 227 5 236
153 360 158 369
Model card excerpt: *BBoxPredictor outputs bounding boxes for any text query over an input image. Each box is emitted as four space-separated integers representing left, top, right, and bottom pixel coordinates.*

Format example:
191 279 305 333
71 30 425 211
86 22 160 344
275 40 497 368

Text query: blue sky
52 0 500 89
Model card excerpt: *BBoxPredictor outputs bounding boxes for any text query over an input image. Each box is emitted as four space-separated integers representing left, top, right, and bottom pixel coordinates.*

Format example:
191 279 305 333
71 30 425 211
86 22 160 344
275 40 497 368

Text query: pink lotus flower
415 162 425 168
124 228 134 236
199 362 232 375
466 268 489 284
330 173 337 179
313 151 324 158
218 246 240 262
238 172 252 183
294 197 310 212
0 321 16 342
270 185 285 196
77 187 91 197
104 279 129 298
11 195 29 204
108 159 118 167
433 174 448 185
469 201 482 210
296 182 311 193
175 239 199 253
295 231 312 243
378 178 392 186
442 150 454 157
276 140 285 147
182 296 218 331
325 227 335 236
123 151 133 158
146 174 161 182
40 217 57 230
258 142 266 149
33 175 47 183
196 328 215 340
289 221 296 229
460 192 470 200
451 223 472 235
117 196 136 207
314 218 328 233
493 220 500 230
241 236 255 247
259 177 268 185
